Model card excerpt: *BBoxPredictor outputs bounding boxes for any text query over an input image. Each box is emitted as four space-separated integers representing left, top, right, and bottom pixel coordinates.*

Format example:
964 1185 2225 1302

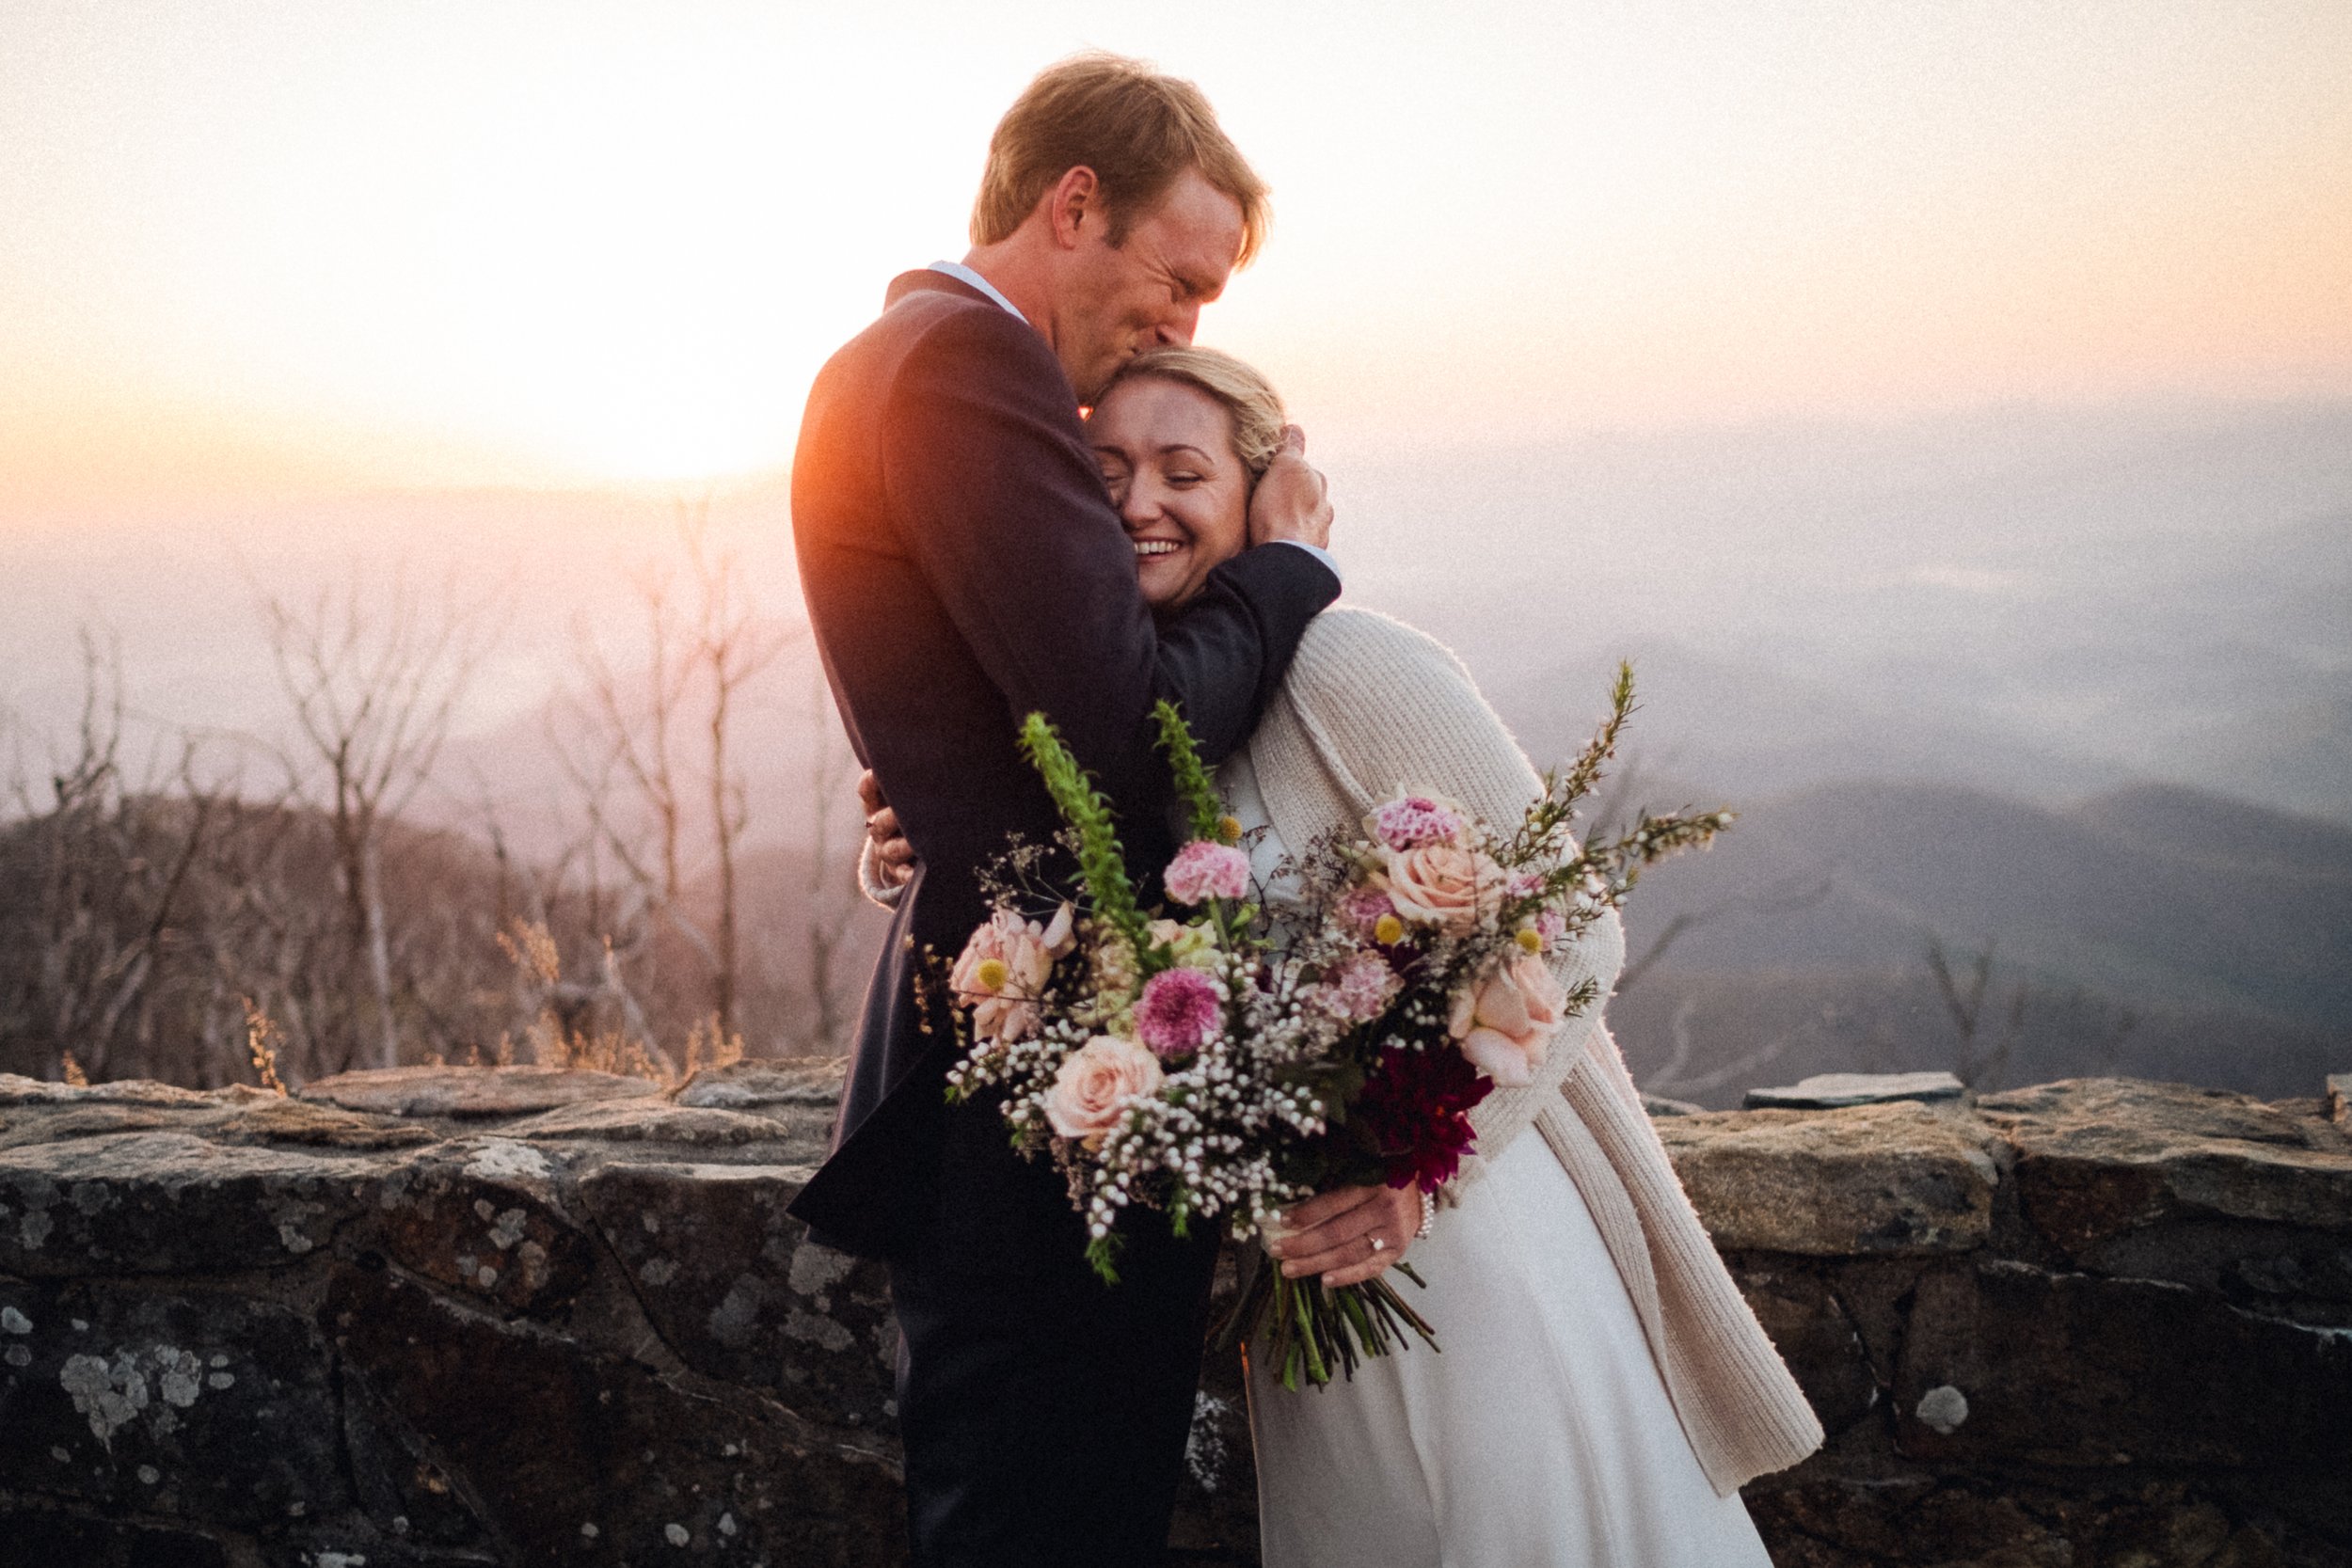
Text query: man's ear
1045 166 1101 251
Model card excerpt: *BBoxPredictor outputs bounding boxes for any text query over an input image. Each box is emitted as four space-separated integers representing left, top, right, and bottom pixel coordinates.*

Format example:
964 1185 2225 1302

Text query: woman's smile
1088 374 1253 610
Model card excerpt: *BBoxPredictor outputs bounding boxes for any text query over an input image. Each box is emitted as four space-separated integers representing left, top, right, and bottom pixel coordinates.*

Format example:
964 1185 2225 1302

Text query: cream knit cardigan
1235 607 1822 1497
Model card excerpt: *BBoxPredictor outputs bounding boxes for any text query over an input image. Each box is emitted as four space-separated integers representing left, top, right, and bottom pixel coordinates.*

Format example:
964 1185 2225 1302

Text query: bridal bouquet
944 672 1728 1387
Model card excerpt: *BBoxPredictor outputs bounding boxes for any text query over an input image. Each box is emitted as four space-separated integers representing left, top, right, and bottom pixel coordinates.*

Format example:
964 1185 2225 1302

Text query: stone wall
0 1066 2344 1567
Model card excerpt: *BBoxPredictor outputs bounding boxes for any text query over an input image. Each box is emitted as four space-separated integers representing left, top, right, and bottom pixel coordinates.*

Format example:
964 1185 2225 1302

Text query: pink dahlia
1134 966 1224 1059
1370 795 1470 851
1164 839 1250 905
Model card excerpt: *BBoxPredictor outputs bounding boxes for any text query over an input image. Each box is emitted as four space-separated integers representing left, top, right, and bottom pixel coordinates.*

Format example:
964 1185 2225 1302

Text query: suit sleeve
878 307 1339 809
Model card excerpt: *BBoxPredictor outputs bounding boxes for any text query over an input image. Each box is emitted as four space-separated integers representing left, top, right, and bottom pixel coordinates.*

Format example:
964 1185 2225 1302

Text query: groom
787 54 1340 1567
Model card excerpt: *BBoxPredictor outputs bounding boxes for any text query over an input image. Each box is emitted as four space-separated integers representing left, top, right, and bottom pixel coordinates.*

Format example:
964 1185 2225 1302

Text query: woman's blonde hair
1099 347 1288 481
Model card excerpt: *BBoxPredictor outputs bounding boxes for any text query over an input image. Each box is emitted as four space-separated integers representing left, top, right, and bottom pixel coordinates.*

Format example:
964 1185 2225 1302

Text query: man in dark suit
787 55 1340 1567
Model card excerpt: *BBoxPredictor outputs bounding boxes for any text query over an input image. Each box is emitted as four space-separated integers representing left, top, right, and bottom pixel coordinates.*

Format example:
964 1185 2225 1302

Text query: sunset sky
5 0 2348 511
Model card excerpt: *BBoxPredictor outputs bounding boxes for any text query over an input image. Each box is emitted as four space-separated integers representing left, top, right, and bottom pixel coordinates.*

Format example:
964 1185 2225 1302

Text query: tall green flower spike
1152 700 1227 845
1018 712 1146 945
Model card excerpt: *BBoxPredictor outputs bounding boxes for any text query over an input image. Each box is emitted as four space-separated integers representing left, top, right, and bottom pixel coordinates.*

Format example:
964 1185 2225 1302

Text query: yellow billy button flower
1217 815 1244 846
1516 927 1545 954
1374 913 1405 945
973 958 1009 991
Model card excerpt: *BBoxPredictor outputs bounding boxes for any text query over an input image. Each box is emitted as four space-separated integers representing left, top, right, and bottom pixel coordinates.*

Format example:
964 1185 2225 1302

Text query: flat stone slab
1976 1077 2352 1256
1658 1101 1999 1256
0 1092 433 1155
0 1075 215 1108
674 1058 850 1110
1745 1071 1967 1110
498 1096 828 1160
299 1064 662 1119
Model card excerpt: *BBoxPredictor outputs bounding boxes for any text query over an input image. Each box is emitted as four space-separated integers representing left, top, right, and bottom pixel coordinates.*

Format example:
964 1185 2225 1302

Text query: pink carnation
1337 885 1397 938
1164 839 1250 905
1370 795 1470 851
1317 951 1398 1022
1134 966 1224 1059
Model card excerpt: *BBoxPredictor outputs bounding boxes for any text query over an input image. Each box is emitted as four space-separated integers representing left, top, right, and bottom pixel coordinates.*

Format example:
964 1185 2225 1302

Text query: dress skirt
1244 1130 1774 1568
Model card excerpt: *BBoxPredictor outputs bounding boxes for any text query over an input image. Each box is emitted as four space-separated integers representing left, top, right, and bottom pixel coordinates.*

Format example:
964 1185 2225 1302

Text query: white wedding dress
1223 751 1773 1568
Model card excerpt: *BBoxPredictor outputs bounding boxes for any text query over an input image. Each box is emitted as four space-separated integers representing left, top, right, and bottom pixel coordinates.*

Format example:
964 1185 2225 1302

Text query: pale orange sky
3 0 2348 510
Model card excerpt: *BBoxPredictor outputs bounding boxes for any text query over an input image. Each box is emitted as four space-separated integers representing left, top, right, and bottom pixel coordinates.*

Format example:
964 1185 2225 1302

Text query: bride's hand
858 769 916 889
1246 425 1333 552
1268 1183 1424 1289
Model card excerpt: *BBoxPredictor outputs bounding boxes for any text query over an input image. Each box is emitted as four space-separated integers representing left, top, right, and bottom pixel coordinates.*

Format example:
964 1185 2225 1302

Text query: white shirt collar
927 260 1025 324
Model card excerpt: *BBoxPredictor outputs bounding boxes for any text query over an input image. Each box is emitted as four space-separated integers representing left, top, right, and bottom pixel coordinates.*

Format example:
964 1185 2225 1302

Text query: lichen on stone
462 1140 552 1183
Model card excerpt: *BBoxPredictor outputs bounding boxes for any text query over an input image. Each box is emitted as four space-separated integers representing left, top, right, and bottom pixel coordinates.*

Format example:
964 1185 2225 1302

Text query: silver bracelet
1415 1188 1436 1241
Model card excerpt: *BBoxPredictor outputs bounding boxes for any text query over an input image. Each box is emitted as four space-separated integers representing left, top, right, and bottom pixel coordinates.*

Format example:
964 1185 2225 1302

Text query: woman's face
1089 375 1250 611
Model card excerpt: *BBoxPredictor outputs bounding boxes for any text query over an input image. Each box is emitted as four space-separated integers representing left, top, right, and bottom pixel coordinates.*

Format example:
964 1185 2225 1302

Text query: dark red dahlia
1354 1043 1494 1194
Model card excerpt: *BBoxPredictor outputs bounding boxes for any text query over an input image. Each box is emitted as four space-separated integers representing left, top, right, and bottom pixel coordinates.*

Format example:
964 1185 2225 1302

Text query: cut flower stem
1228 1255 1438 1391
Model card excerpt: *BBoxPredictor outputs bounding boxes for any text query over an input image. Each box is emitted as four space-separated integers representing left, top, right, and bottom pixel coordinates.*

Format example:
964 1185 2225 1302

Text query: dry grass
492 919 745 1088
242 998 288 1095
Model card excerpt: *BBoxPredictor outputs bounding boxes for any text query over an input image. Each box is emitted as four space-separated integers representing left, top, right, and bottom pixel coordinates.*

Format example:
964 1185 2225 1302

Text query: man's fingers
857 770 885 814
866 805 899 845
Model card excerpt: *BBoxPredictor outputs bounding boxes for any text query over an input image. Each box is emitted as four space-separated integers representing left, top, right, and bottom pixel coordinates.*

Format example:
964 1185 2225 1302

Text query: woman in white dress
866 348 1821 1564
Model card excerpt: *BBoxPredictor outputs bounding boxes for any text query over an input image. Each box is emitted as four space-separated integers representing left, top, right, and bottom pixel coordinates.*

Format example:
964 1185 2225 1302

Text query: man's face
1055 166 1246 404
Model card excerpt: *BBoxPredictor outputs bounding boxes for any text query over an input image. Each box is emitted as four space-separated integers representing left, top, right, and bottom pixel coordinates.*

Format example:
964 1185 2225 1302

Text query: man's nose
1155 304 1201 346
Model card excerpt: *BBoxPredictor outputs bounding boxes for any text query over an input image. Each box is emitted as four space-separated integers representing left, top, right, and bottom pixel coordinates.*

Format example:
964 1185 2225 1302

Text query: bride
863 346 1821 1565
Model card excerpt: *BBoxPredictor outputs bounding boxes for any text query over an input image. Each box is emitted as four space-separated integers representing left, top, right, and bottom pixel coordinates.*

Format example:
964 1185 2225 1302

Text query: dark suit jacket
787 270 1338 1260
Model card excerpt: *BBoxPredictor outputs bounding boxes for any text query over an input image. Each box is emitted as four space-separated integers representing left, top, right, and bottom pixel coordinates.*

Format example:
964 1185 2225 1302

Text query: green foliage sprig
1018 712 1145 946
1153 700 1229 844
1511 659 1637 863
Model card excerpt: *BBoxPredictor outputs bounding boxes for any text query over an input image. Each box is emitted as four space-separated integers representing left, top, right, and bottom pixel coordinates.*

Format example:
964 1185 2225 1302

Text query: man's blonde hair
1100 347 1288 481
972 53 1271 266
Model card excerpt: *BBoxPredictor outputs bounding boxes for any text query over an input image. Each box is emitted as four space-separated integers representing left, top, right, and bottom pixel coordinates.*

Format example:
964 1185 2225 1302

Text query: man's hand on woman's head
859 770 916 890
1247 424 1333 551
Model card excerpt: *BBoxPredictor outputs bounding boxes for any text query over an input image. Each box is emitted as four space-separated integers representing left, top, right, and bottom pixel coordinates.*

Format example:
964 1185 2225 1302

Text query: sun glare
107 15 986 487
3 2 2347 499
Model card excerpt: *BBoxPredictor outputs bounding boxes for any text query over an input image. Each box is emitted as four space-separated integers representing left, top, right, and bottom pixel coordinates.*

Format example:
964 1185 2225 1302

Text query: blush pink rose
1375 843 1508 936
949 904 1075 1043
1448 952 1568 1087
1164 839 1251 905
1042 1034 1166 1139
